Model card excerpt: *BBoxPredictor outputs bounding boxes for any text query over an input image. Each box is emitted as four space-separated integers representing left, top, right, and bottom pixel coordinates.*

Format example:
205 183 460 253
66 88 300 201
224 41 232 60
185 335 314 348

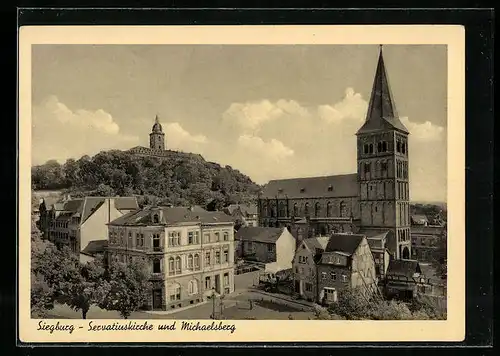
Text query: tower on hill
356 46 411 260
149 115 165 151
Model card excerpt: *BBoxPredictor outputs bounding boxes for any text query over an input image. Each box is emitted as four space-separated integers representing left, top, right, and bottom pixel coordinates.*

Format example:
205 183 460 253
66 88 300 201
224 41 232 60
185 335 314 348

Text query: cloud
163 122 208 153
318 87 368 124
237 135 294 162
401 117 445 141
32 96 139 165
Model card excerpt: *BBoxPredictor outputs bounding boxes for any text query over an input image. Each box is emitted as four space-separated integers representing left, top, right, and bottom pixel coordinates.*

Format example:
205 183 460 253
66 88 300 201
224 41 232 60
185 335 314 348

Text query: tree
99 259 152 319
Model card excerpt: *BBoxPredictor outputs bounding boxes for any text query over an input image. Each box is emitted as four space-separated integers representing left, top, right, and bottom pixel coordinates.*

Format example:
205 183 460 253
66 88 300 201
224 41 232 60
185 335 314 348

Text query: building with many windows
258 47 412 262
106 206 236 311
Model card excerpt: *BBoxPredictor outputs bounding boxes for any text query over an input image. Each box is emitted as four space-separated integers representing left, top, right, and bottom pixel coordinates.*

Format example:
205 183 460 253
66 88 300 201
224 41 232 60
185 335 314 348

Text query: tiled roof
260 173 358 199
81 240 108 256
303 236 331 252
324 233 365 255
357 48 409 135
386 259 422 278
236 227 284 244
109 206 235 226
114 197 139 211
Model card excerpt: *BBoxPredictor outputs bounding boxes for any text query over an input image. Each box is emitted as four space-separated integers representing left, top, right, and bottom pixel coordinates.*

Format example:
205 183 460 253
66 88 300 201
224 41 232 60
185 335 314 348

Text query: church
257 47 412 262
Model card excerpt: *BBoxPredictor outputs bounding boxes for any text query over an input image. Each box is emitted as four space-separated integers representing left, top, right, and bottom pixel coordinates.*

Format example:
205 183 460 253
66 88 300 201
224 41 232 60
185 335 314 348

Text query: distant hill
31 150 262 208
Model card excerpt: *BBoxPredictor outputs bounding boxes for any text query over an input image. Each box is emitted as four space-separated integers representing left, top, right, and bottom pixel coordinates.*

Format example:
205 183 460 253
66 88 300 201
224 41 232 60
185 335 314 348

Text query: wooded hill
31 150 262 208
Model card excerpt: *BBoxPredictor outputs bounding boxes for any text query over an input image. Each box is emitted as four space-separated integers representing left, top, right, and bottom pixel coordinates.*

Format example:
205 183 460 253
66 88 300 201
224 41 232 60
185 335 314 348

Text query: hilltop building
258 47 412 262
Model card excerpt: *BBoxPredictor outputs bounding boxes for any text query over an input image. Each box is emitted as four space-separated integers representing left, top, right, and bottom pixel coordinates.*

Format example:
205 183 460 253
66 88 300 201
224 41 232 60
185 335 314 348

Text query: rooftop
236 226 285 244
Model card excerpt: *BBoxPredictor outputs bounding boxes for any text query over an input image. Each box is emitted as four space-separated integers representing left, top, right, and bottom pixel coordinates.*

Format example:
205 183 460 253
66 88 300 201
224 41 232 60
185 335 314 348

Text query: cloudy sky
32 44 447 202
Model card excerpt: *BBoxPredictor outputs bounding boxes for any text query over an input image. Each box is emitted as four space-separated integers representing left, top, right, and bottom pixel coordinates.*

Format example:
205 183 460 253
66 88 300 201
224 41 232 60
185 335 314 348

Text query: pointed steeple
357 46 409 135
151 114 163 133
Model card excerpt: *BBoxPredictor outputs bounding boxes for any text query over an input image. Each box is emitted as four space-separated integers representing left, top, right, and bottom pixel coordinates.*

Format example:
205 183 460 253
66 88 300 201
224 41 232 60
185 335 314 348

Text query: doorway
152 288 163 310
402 246 410 259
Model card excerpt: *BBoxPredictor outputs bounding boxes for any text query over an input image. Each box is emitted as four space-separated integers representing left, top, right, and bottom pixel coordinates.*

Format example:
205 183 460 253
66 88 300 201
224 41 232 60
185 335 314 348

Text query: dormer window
152 214 160 224
327 185 333 192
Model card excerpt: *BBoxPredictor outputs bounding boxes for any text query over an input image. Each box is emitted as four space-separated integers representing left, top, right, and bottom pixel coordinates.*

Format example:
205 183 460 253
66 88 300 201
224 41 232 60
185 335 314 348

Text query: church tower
149 115 165 151
356 46 411 260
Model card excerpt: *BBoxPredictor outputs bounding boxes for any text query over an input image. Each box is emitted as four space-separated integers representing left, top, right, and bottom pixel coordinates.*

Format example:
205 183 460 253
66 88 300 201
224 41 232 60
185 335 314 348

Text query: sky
31 44 447 202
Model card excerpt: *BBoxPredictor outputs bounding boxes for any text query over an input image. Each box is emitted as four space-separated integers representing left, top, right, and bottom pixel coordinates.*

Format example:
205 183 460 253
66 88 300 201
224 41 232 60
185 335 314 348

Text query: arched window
168 257 175 275
304 203 310 217
326 202 332 217
314 202 321 217
402 142 406 155
278 201 286 217
175 256 182 273
187 254 193 270
293 203 298 217
194 254 200 270
188 280 199 295
364 162 371 175
340 201 347 217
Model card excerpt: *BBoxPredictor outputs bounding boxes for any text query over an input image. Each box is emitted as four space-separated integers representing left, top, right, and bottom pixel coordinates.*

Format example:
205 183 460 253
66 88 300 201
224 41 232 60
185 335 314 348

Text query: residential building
292 236 330 301
106 206 236 311
258 47 412 260
317 234 378 305
366 231 392 278
42 196 138 261
236 227 296 271
411 225 446 263
384 259 431 299
223 203 259 228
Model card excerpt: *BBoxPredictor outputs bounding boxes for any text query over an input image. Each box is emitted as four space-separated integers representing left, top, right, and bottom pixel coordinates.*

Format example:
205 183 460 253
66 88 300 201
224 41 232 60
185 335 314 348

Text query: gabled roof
386 259 422 278
261 173 358 199
357 47 409 135
109 206 235 226
236 227 284 244
303 236 331 252
225 203 258 216
411 214 429 224
81 240 108 256
324 233 365 255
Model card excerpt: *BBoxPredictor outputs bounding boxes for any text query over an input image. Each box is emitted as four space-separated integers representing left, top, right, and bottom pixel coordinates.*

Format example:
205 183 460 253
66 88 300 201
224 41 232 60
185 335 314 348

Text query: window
339 201 347 217
223 231 229 241
293 204 299 217
331 272 337 280
321 272 327 280
135 233 140 247
168 231 180 247
397 141 401 153
205 276 211 290
153 259 161 274
300 188 305 193
194 254 200 270
169 257 175 275
175 256 182 273
169 284 181 301
326 202 332 217
214 232 220 242
305 283 313 292
381 161 388 174
364 162 370 175
205 251 211 266
342 274 348 282
304 203 310 217
223 249 229 263
188 280 198 295
278 201 286 217
153 233 161 251
402 143 406 155
327 185 333 192
215 251 221 264
382 141 388 152
377 142 382 152
314 202 321 217
188 231 197 245
224 273 229 286
267 244 274 253
363 144 369 154
295 267 299 273
152 214 160 224
369 144 374 153
187 254 193 270
203 233 210 243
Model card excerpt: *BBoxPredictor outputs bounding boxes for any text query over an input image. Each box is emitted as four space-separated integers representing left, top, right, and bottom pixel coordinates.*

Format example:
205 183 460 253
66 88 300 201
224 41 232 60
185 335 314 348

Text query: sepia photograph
19 25 465 343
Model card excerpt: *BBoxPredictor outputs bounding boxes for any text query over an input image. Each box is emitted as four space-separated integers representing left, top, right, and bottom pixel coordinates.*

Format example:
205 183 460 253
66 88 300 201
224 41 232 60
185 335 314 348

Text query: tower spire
356 46 408 135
